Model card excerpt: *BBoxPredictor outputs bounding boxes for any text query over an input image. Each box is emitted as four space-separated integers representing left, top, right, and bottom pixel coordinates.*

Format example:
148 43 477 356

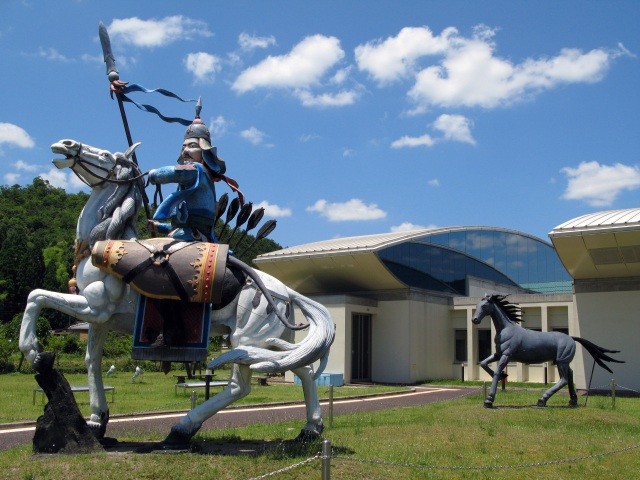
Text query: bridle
68 143 148 188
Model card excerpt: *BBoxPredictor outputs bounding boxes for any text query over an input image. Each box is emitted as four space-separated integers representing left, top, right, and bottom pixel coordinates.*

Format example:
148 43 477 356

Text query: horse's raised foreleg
479 352 508 382
19 289 93 363
85 323 110 438
292 365 324 441
485 354 510 408
19 281 124 364
537 362 575 407
164 363 251 446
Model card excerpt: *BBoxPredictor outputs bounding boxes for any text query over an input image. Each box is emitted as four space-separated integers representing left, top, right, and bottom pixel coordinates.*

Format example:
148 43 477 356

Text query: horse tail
572 337 625 374
250 290 335 380
208 290 335 380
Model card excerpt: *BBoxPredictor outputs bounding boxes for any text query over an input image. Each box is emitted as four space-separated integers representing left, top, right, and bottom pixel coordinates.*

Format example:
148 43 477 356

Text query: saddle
91 238 228 304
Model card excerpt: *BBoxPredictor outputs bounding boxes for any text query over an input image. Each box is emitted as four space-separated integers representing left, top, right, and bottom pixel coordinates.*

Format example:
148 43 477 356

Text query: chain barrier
245 454 320 480
332 443 640 472
615 383 640 395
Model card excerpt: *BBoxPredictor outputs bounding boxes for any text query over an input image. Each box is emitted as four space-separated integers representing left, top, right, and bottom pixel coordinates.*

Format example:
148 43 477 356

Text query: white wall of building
572 288 639 391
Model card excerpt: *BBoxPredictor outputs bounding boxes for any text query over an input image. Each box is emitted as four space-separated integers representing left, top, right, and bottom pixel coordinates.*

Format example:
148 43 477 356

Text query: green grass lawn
0 370 406 424
2 388 638 480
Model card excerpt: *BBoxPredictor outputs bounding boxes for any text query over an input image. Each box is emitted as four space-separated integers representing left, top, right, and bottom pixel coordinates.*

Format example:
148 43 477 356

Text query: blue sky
1 1 639 248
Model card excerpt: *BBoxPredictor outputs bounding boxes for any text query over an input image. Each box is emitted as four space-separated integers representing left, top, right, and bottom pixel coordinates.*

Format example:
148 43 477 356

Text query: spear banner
98 22 198 219
98 21 245 211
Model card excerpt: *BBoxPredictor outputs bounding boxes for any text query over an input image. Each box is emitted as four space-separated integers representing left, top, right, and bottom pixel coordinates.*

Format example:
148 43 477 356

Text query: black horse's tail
572 337 625 374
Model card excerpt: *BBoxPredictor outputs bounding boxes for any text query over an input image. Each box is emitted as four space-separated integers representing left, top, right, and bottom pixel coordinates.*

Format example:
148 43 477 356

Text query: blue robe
150 163 219 242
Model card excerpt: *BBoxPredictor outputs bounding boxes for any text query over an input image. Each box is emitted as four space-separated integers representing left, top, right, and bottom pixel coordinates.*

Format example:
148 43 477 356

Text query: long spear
98 21 152 219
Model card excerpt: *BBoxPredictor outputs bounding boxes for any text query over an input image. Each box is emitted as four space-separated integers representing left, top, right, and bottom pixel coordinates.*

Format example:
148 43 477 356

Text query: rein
69 145 149 188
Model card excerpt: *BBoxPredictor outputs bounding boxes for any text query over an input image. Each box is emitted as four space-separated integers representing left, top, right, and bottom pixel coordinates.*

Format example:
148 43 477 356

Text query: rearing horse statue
19 139 335 446
472 294 623 408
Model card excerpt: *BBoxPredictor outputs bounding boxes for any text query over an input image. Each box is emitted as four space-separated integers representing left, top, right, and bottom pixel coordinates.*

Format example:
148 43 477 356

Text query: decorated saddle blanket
91 238 228 304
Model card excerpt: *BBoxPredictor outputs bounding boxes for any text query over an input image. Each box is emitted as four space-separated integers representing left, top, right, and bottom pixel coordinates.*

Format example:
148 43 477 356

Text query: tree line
0 178 282 330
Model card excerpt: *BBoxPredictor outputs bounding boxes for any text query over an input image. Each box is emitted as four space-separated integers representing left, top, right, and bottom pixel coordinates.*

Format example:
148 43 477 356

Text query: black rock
32 352 103 454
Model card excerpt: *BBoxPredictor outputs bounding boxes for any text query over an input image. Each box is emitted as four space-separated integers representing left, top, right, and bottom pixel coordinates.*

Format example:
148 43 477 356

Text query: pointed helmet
181 98 226 174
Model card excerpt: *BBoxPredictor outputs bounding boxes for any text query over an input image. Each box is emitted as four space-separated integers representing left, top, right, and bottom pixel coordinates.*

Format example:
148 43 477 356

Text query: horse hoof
483 400 493 408
537 399 547 408
568 398 578 408
162 428 194 447
294 428 322 443
33 351 56 374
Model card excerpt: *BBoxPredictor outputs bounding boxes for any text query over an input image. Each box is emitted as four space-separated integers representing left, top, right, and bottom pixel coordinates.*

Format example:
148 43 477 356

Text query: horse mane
489 294 522 323
89 155 142 247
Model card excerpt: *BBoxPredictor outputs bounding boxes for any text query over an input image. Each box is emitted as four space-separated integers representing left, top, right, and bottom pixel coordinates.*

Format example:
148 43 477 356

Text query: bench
33 385 115 405
174 381 228 395
255 376 268 386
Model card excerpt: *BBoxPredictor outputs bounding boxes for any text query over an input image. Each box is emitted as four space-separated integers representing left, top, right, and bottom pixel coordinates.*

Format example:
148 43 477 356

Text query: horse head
51 139 140 188
472 294 495 325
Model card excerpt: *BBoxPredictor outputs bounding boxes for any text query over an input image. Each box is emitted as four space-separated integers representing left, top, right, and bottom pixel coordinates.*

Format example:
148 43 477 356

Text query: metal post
611 378 616 409
543 363 548 385
328 385 334 428
205 369 212 400
190 390 197 409
461 363 465 382
321 439 331 480
501 366 507 391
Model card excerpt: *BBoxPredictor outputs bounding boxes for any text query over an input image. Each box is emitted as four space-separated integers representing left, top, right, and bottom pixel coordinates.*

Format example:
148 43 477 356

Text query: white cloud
432 114 476 145
3 173 20 184
391 133 436 149
39 168 68 189
38 47 72 62
342 148 355 157
184 52 222 83
357 25 621 111
355 26 456 84
409 26 617 109
238 32 276 51
240 127 267 145
108 16 212 48
38 168 87 191
306 198 387 221
0 123 35 148
295 89 359 107
561 161 640 206
209 115 229 139
391 222 437 232
427 178 440 187
256 201 292 218
13 160 38 172
299 133 321 142
331 66 352 85
232 35 344 92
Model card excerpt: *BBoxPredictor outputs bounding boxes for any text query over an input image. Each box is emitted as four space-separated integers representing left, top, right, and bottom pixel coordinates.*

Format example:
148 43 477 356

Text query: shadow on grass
102 435 355 458
488 404 578 410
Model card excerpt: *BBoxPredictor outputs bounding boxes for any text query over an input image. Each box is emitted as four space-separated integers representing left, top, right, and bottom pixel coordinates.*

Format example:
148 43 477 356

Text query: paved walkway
0 386 476 451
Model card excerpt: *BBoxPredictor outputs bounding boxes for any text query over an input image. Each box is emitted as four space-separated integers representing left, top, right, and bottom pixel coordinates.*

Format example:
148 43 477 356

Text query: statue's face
180 140 203 164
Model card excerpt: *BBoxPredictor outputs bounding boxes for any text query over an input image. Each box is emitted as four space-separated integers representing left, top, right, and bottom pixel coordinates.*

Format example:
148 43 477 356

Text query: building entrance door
351 313 372 382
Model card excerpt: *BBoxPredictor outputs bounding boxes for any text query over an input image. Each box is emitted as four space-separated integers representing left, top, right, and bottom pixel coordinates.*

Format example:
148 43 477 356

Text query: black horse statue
472 294 623 408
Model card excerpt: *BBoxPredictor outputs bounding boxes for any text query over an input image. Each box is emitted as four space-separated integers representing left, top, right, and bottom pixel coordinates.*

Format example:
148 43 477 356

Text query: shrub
47 334 85 354
103 332 133 357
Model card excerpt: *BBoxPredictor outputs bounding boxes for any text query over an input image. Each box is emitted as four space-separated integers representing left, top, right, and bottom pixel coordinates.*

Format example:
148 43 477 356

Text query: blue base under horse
472 294 624 408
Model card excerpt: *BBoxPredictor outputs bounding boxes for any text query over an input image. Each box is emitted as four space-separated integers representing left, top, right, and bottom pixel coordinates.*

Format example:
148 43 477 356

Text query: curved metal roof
549 208 640 279
257 226 549 260
550 208 640 236
256 226 559 295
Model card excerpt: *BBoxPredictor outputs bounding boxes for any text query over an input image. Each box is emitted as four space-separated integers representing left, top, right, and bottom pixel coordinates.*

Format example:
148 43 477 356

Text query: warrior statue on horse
19 22 335 448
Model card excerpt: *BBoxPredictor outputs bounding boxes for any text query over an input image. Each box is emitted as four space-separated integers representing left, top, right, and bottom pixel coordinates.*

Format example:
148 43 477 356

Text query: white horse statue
19 139 335 445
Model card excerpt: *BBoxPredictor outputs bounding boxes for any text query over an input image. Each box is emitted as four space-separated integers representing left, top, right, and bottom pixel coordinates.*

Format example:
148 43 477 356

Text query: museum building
255 208 639 392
